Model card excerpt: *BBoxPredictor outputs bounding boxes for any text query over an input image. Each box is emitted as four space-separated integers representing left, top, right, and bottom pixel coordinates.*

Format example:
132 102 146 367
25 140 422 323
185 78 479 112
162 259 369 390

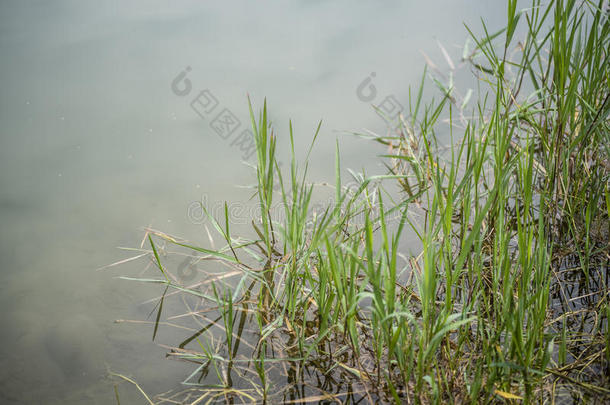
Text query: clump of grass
117 0 609 403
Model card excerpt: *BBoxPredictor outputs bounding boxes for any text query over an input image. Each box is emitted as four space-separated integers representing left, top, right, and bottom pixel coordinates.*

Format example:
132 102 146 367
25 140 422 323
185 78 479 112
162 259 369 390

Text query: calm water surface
0 1 505 403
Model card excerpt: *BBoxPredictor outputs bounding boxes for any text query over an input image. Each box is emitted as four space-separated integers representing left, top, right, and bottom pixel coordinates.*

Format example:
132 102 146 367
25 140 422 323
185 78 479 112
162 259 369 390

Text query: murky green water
0 1 506 403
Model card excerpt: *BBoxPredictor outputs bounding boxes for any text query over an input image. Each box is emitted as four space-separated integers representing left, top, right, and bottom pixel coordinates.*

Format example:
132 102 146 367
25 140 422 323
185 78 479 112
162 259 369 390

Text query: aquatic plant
115 0 609 403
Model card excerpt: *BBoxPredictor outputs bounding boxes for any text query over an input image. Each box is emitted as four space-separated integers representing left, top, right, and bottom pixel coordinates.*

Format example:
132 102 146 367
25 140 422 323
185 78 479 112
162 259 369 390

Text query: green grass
116 1 609 403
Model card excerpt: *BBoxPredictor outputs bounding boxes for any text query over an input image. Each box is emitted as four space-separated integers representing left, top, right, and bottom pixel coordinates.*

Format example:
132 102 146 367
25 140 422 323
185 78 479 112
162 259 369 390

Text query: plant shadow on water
113 1 609 403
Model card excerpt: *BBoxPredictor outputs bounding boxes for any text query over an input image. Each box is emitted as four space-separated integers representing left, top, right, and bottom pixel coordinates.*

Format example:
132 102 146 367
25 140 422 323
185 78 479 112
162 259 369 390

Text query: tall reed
119 1 609 403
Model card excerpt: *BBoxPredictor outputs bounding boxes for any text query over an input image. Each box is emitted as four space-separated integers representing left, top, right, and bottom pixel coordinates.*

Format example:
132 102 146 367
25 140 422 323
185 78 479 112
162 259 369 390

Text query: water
0 1 506 402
